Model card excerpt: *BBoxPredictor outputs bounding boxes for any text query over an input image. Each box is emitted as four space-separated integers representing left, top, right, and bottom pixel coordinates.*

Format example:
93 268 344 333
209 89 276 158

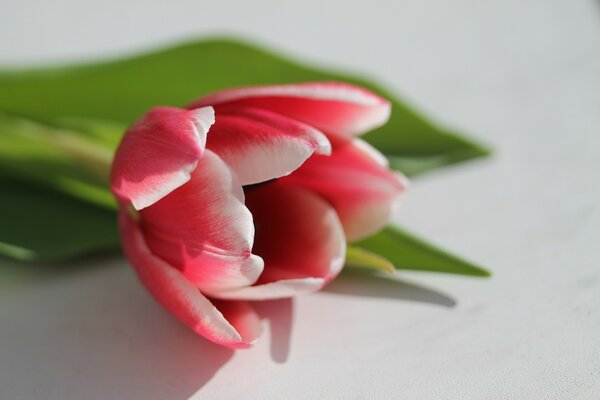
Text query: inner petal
139 149 264 292
205 107 330 186
188 82 391 138
245 183 346 285
279 139 408 241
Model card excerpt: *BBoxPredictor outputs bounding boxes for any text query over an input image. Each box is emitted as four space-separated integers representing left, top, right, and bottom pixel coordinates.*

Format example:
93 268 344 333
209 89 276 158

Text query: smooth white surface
1 1 600 399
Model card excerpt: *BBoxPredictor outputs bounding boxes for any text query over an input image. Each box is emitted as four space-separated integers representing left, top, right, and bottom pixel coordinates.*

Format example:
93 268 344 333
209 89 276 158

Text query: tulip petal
140 149 264 292
211 299 263 344
208 278 325 300
206 107 331 185
189 82 390 138
118 212 261 348
281 139 408 241
209 185 346 300
110 106 214 210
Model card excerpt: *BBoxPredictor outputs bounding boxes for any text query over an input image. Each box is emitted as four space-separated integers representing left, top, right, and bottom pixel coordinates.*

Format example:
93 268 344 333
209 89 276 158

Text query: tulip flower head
110 82 407 348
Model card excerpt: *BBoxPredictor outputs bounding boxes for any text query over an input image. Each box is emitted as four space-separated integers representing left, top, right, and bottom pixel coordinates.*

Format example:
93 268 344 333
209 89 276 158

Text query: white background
1 1 599 399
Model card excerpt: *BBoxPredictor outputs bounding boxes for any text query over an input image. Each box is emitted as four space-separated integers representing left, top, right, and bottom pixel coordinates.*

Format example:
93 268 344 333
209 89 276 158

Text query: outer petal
118 211 262 349
140 149 264 292
110 106 214 210
189 82 390 138
208 184 346 300
280 139 408 241
206 107 331 185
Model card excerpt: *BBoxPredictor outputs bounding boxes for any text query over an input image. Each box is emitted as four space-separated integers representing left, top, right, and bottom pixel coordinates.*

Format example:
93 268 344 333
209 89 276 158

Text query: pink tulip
110 82 407 348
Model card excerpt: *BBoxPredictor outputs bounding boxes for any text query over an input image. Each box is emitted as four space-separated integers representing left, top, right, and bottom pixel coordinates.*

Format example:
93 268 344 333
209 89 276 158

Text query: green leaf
0 37 488 177
0 180 119 262
387 143 491 177
345 245 396 275
0 38 489 266
0 112 118 209
355 225 490 277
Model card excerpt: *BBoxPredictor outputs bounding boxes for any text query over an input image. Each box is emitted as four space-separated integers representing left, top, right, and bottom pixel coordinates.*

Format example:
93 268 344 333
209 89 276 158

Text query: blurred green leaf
0 38 489 269
0 180 119 261
356 225 490 277
0 37 488 177
0 112 489 272
0 112 119 209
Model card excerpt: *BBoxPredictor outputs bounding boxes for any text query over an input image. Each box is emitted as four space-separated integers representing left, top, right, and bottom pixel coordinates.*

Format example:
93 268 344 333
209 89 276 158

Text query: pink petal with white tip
189 82 390 138
118 211 262 349
110 106 214 210
206 107 330 185
140 150 264 292
281 138 408 241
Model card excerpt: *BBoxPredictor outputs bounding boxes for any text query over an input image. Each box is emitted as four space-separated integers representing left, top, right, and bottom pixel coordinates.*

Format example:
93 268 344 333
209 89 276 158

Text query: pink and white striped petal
110 106 214 210
189 82 390 139
208 278 325 301
118 212 262 349
281 139 408 241
210 300 263 345
140 149 264 292
206 107 330 185
208 184 346 300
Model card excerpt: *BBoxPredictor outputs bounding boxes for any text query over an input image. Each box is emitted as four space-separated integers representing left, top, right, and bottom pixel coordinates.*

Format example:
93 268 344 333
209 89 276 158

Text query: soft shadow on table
254 298 294 363
322 270 456 307
0 259 452 400
0 251 120 294
0 259 234 400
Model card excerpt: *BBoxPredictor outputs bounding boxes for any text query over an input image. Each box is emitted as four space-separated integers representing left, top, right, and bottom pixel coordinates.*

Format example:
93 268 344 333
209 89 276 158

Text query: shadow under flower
322 269 456 307
253 298 294 364
0 259 233 400
0 257 455 399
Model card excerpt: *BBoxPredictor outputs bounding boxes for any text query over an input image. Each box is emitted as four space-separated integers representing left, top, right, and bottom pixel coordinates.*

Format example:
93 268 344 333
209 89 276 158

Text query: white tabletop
1 1 599 399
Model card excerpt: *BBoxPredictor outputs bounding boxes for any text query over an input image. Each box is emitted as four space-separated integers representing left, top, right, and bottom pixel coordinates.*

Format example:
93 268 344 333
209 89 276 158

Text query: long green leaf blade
0 181 119 261
0 112 118 209
356 225 490 277
0 37 488 176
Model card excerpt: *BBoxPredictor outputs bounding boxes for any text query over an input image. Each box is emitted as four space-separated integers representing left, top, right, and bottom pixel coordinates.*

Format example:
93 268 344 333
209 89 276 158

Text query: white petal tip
192 106 216 130
211 278 325 300
315 134 333 156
